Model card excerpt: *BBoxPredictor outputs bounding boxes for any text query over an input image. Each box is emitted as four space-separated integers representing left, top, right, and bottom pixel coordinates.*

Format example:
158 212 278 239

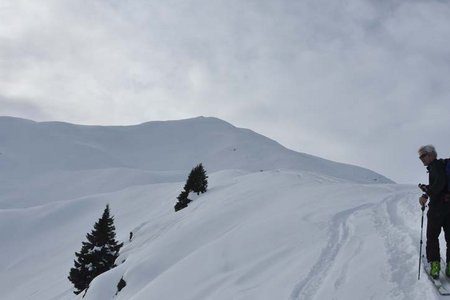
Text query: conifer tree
174 190 191 212
186 163 208 195
68 204 123 295
174 163 208 212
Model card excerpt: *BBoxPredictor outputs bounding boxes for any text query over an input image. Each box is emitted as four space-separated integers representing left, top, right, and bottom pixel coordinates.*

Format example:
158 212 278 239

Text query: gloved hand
418 184 430 194
419 195 428 206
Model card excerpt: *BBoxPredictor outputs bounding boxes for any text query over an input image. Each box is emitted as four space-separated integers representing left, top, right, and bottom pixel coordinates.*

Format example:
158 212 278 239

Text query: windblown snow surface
0 116 441 299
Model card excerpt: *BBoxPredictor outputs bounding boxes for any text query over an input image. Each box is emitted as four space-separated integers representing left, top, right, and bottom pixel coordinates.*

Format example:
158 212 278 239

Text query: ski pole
418 204 426 280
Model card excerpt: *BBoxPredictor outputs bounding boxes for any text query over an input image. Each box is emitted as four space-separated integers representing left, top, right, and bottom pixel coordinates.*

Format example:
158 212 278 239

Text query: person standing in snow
418 145 450 279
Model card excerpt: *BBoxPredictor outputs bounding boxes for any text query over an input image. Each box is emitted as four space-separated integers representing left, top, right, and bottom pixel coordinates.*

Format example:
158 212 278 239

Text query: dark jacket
427 158 448 208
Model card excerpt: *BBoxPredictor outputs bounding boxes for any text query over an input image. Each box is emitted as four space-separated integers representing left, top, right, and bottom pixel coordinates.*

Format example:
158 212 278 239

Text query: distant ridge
0 116 393 184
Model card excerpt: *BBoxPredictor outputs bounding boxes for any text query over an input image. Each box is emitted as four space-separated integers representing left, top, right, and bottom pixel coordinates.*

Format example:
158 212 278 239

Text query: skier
418 145 450 279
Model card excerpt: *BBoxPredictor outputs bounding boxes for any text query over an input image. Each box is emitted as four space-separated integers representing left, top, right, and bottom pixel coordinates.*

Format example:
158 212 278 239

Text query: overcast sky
1 0 449 184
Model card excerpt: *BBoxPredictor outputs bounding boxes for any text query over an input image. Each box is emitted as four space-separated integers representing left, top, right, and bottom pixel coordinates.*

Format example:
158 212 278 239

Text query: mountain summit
0 116 392 184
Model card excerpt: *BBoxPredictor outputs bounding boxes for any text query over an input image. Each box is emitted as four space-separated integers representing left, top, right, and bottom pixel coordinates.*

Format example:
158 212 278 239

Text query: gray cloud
0 94 51 120
1 0 449 183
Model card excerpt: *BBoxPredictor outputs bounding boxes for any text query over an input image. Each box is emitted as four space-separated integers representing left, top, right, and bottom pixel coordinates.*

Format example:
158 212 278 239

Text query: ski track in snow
290 202 375 300
373 194 419 299
290 189 437 300
376 191 441 300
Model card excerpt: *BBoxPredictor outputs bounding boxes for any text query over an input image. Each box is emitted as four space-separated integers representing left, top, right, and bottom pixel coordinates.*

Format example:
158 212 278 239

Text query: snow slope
0 116 439 300
0 116 391 178
0 170 436 300
0 116 392 210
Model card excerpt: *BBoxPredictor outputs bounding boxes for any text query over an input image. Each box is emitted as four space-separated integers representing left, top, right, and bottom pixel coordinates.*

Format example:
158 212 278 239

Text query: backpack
446 159 450 192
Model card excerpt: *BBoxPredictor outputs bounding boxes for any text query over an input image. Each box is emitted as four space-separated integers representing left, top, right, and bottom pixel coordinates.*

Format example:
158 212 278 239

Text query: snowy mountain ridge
0 115 392 182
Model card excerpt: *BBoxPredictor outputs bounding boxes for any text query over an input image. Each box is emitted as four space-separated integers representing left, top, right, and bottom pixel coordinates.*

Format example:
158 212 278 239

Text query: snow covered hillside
0 116 391 209
0 116 437 299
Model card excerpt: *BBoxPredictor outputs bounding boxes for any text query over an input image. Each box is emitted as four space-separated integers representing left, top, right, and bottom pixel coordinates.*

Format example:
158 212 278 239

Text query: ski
422 256 450 295
441 259 450 286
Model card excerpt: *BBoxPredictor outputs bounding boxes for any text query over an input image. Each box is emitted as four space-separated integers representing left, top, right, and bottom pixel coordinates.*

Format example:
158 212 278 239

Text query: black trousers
426 207 450 263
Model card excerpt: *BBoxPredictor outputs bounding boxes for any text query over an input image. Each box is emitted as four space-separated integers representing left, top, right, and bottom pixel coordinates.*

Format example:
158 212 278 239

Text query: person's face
419 151 434 166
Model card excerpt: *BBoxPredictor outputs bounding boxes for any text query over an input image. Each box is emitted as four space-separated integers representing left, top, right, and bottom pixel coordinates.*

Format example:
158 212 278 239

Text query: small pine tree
174 190 191 212
68 204 123 295
186 163 208 195
174 164 208 212
195 163 208 194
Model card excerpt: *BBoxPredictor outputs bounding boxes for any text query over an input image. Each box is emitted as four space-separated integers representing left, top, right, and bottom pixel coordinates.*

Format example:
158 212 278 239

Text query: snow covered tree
185 163 208 195
68 204 123 295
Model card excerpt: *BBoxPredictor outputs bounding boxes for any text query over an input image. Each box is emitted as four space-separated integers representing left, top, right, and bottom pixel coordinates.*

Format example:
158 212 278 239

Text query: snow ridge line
289 203 374 300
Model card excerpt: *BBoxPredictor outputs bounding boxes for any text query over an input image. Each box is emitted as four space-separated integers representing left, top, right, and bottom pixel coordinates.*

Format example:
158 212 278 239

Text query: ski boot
431 261 440 279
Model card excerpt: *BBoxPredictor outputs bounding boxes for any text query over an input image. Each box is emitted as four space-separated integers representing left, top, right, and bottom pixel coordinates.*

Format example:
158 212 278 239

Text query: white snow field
0 116 441 299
